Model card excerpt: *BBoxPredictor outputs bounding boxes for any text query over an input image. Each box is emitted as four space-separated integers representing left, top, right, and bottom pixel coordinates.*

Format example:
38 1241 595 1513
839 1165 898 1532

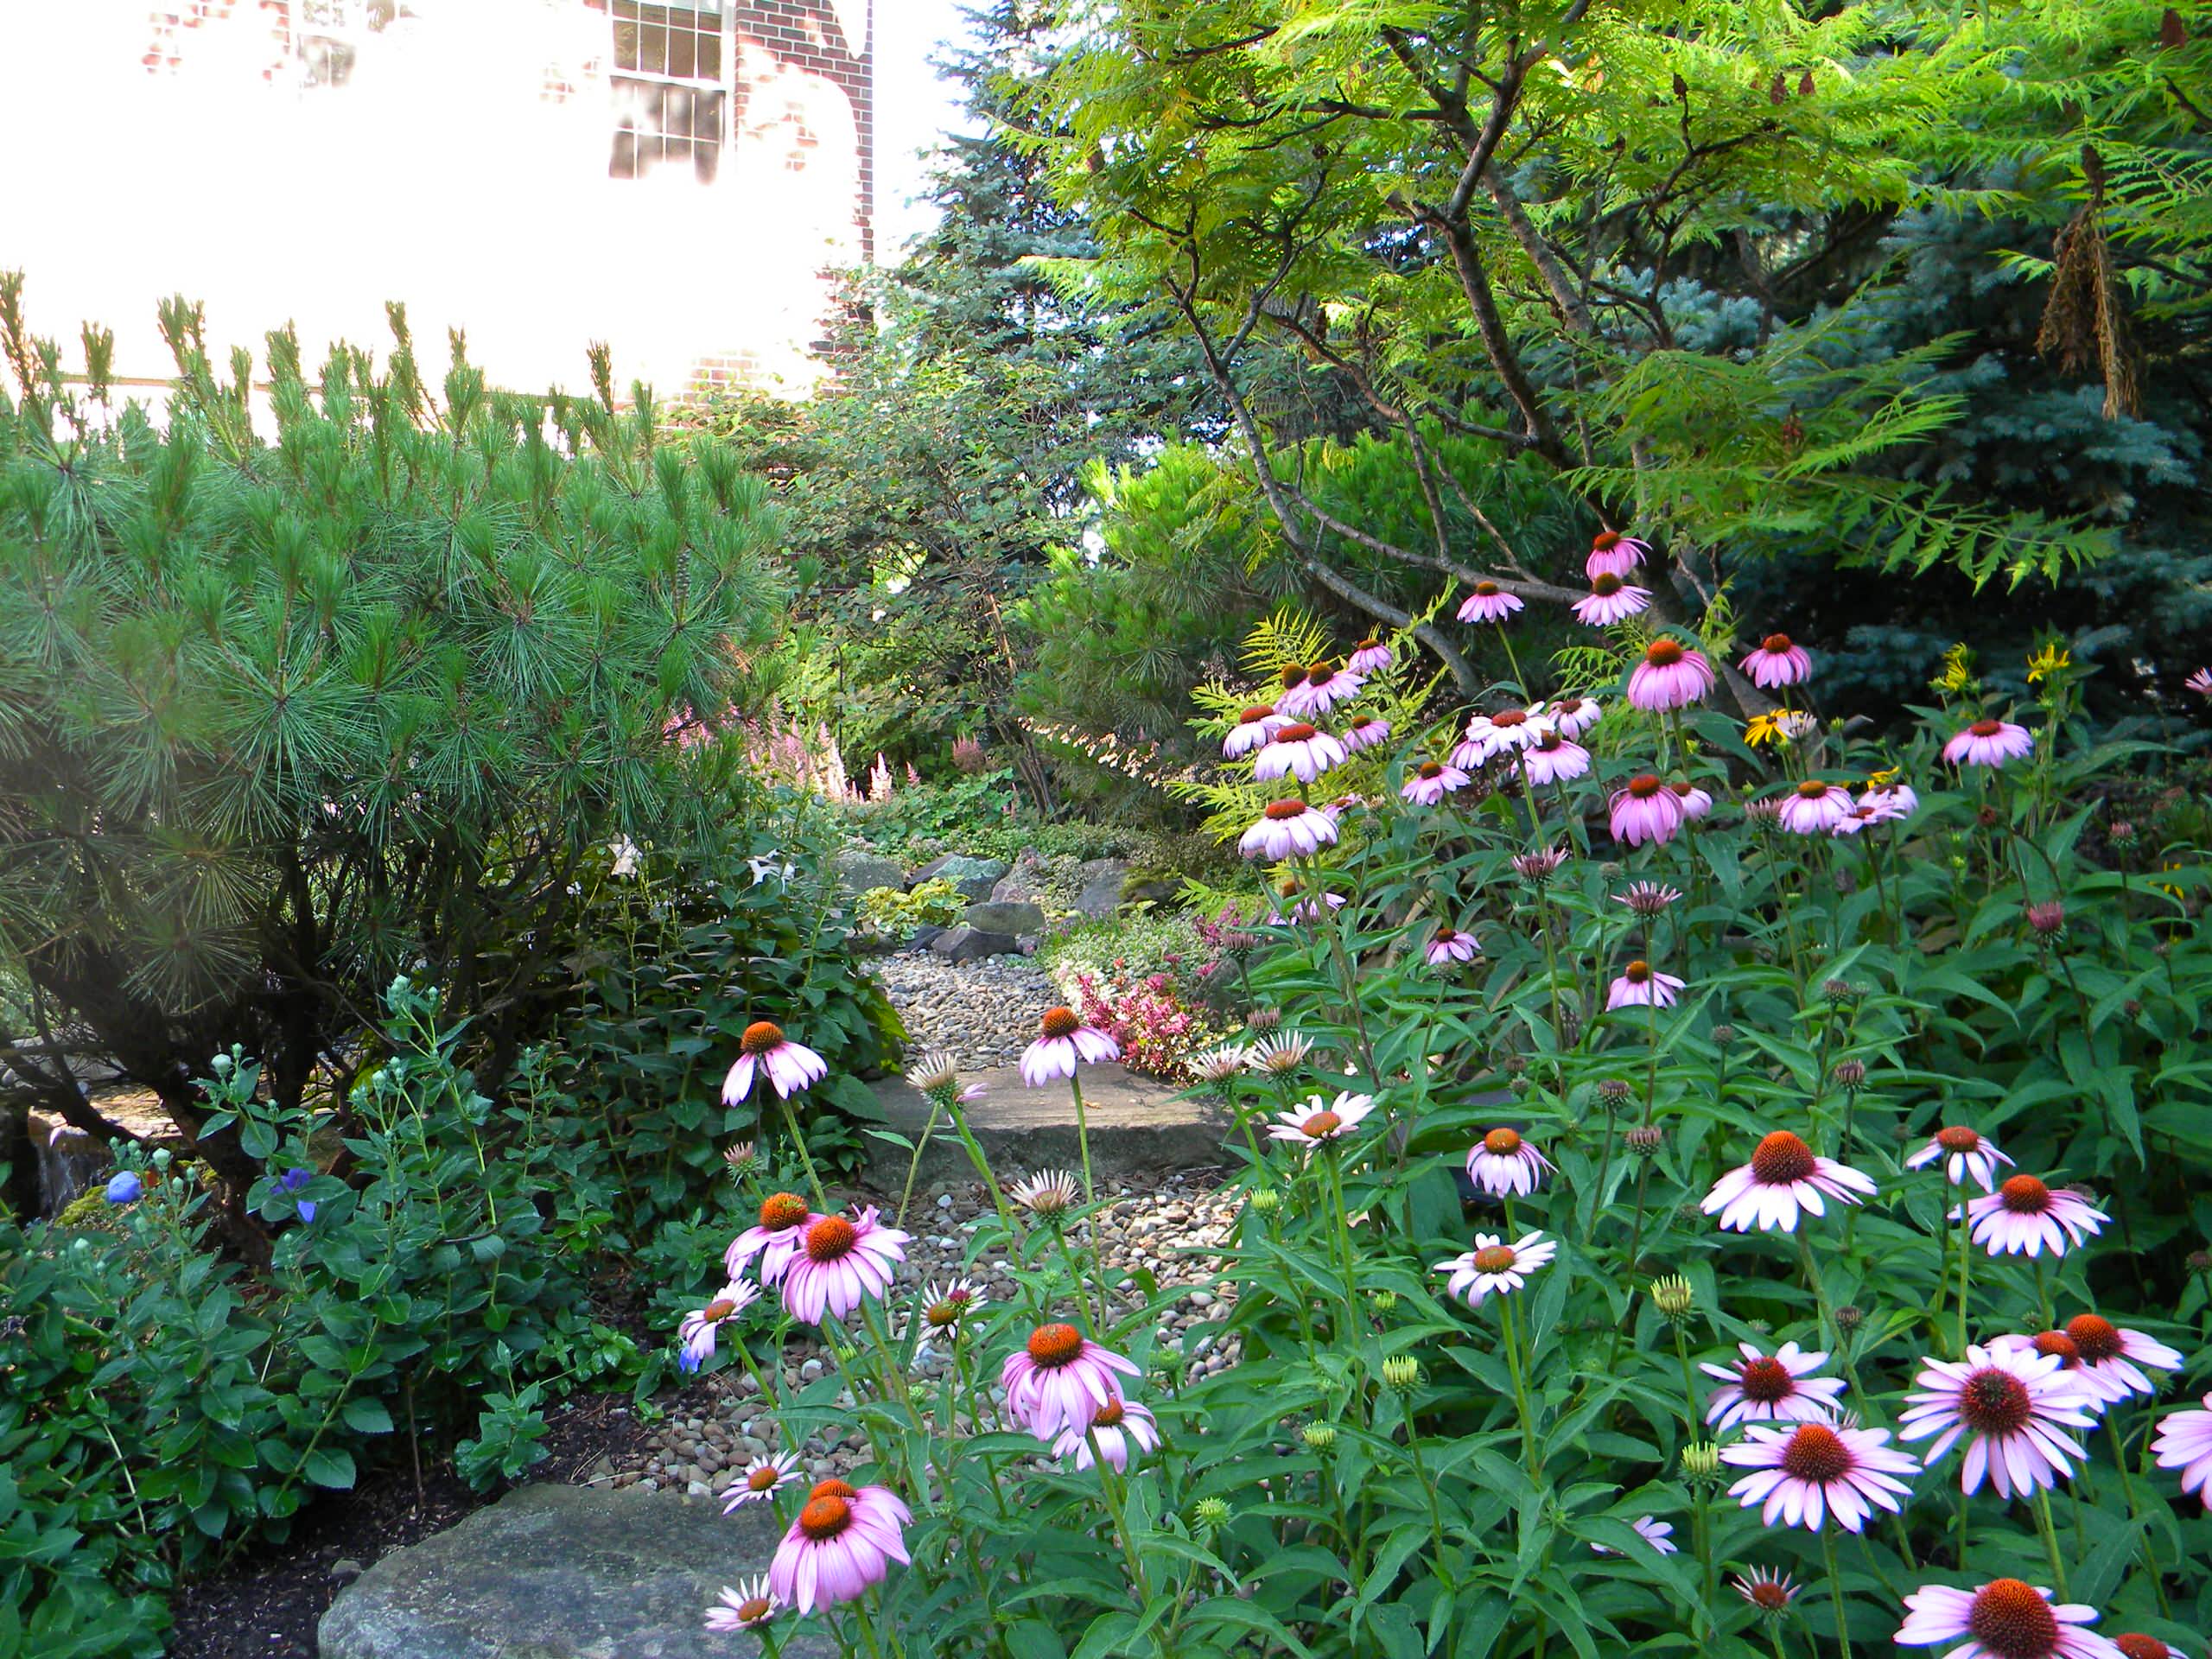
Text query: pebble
871 949 1058 1072
618 1174 1237 1494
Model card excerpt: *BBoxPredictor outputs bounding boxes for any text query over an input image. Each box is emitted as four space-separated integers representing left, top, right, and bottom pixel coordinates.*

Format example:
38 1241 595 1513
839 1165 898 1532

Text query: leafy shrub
664 605 2212 1659
550 805 906 1209
0 283 785 1243
855 880 966 942
0 978 643 1654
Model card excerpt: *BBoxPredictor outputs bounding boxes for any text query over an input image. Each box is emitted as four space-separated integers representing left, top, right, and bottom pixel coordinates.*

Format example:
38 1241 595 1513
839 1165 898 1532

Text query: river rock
909 854 1009 902
962 899 1046 936
833 849 906 895
1071 857 1135 918
928 925 1019 962
318 1484 830 1659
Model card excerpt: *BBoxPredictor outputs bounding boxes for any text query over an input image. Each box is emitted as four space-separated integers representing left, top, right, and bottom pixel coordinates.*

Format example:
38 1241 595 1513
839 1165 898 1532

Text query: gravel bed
601 1173 1238 1499
869 947 1059 1072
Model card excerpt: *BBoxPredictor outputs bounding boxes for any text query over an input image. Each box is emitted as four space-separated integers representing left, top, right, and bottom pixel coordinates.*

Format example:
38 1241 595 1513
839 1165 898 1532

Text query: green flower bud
1300 1422 1337 1452
1681 1441 1721 1482
1649 1275 1694 1321
1381 1355 1421 1390
1192 1496 1230 1532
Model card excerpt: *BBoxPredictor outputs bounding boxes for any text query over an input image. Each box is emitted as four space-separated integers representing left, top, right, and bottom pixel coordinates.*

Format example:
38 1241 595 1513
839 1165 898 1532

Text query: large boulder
319 1484 830 1659
927 925 1020 962
962 899 1046 936
988 849 1050 905
1071 857 1135 918
832 849 906 894
910 854 1009 903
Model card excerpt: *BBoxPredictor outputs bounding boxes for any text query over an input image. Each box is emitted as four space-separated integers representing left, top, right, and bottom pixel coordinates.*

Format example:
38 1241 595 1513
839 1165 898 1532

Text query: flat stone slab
319 1484 831 1659
868 1061 1229 1188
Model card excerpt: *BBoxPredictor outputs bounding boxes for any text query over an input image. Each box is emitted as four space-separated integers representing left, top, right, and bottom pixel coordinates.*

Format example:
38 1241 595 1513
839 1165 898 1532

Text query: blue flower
296 1198 318 1224
277 1166 312 1193
104 1171 143 1205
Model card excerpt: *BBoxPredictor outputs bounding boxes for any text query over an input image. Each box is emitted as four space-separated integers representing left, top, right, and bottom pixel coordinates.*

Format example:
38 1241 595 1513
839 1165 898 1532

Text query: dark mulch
162 1390 649 1658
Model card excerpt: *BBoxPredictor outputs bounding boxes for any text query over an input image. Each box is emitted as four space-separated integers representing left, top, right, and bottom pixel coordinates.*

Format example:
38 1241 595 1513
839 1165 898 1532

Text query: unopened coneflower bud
1710 1024 1737 1047
1510 1076 1530 1096
2026 900 2066 936
1370 1290 1398 1314
1249 1188 1282 1217
722 1141 759 1173
1745 1318 1771 1335
1503 1053 1529 1076
1832 1058 1866 1090
906 1051 961 1097
2110 819 2136 844
1627 1124 1663 1157
833 1342 859 1364
2124 999 2142 1017
1599 861 1624 880
1247 1007 1282 1033
1192 1496 1230 1532
1977 804 2001 829
1381 1355 1421 1390
1822 978 1860 1005
2188 1249 2212 1275
1681 1441 1721 1483
1649 1275 1694 1320
1834 1304 1864 1336
1598 1078 1633 1105
1300 1422 1337 1451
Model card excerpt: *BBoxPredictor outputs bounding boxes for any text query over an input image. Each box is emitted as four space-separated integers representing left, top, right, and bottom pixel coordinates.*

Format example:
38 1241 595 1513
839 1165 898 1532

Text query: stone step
865 1062 1230 1190
320 1484 832 1658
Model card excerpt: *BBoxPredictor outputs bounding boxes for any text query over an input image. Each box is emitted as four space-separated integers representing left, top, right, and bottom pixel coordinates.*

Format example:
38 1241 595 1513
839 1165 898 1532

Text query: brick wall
732 2 873 267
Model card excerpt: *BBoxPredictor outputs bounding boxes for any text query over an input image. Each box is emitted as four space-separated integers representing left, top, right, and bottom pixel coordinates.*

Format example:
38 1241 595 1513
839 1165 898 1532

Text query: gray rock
910 854 1009 903
928 925 1020 963
907 924 946 951
1071 857 1135 918
319 1484 831 1659
963 899 1046 935
833 850 906 895
988 850 1050 904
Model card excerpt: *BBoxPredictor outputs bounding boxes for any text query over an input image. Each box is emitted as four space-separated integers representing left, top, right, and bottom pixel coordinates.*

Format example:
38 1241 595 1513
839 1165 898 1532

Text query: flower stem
1498 1294 1542 1478
2034 1486 2070 1599
778 1092 830 1211
894 1097 943 1229
1819 1526 1853 1659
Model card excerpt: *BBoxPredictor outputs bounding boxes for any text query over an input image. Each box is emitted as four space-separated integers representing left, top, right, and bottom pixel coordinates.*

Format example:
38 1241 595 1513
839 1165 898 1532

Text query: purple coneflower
1741 633 1812 688
678 1280 761 1372
1240 798 1339 858
1732 1570 1800 1617
704 1575 781 1633
1436 1231 1556 1306
1896 1579 2124 1659
1904 1125 2011 1191
1052 1395 1161 1471
1253 721 1347 785
1607 959 1685 1010
1266 1090 1376 1149
1348 638 1393 674
1573 572 1652 626
1777 780 1854 835
1944 717 2036 768
1465 1127 1553 1197
1670 780 1713 820
1020 1006 1120 1086
723 1020 828 1103
726 1191 822 1284
1426 926 1479 966
1860 780 1919 821
1224 704 1287 759
1966 1174 2107 1256
723 1451 802 1511
1400 761 1469 807
1586 531 1649 578
1701 1130 1876 1232
1702 1341 1847 1429
767 1478 912 1615
1459 707 1544 765
1591 1516 1677 1555
1627 638 1715 711
1898 1344 2096 1497
2190 668 2212 698
1002 1323 1140 1439
2153 1395 2212 1505
1612 880 1681 917
1284 662 1363 718
779 1207 910 1325
2058 1313 2183 1402
1341 713 1391 753
1522 728 1590 785
1719 1420 1919 1531
1458 581 1523 624
1609 773 1685 846
1512 846 1570 881
1536 695 1603 738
